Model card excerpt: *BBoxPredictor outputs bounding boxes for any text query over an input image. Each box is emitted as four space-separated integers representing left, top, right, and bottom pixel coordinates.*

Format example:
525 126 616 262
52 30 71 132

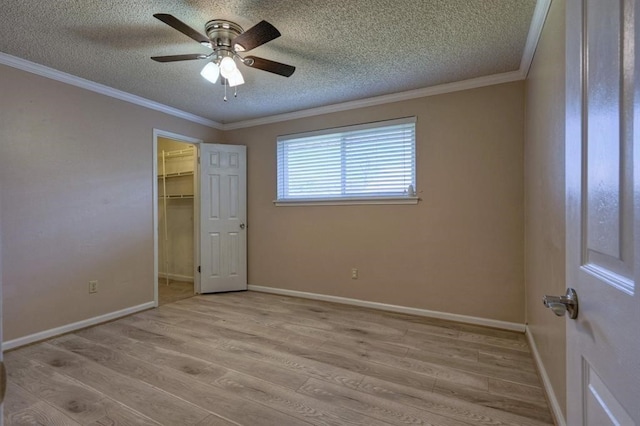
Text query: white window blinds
277 117 416 202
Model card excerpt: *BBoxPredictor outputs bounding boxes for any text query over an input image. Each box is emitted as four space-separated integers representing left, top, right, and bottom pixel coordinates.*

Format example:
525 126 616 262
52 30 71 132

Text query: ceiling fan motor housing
205 20 244 51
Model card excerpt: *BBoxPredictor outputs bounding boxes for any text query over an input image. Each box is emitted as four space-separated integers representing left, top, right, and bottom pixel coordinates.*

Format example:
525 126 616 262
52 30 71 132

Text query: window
276 117 417 205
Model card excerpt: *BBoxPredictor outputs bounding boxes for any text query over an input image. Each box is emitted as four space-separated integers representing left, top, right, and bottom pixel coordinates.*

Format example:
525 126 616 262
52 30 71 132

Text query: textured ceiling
0 0 537 125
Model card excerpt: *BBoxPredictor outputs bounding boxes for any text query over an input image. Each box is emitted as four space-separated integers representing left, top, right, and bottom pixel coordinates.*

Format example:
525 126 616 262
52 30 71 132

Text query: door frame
152 129 203 307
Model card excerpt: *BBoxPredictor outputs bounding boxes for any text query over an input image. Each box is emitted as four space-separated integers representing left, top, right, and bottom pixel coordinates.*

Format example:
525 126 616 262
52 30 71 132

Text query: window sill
273 197 420 206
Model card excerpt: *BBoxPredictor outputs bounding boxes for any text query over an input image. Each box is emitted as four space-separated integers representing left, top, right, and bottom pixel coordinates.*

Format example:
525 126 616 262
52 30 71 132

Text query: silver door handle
543 288 578 319
239 223 245 229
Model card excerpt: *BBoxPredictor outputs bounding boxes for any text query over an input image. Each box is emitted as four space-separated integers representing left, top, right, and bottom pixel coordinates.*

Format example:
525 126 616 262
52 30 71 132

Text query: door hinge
198 266 201 273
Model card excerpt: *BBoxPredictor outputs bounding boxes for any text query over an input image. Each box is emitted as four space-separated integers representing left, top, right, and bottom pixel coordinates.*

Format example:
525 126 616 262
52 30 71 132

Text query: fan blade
153 13 210 45
244 56 295 77
151 54 208 62
232 21 281 52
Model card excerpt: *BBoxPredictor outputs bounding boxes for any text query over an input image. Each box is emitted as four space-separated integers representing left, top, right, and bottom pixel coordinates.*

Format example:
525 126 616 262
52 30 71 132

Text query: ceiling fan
151 13 295 94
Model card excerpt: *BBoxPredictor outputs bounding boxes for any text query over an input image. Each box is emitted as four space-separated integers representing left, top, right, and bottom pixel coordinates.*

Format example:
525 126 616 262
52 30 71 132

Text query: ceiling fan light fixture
227 68 245 87
219 56 238 79
200 61 220 84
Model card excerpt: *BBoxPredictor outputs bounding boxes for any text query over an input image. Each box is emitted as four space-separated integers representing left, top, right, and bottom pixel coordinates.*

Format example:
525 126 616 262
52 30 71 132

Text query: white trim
0 51 521 132
223 71 523 130
525 325 567 426
0 52 222 130
248 285 525 332
153 131 159 308
158 272 195 282
0 0 552 131
520 0 553 78
153 129 204 145
274 197 419 206
223 0 551 130
2 302 155 351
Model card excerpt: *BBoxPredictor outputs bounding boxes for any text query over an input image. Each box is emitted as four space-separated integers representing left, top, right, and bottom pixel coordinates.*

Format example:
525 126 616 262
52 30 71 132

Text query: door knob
543 288 578 319
239 223 245 229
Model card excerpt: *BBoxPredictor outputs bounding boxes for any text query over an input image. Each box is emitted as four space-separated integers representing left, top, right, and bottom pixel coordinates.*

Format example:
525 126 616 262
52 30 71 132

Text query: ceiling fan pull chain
224 80 228 102
234 87 238 98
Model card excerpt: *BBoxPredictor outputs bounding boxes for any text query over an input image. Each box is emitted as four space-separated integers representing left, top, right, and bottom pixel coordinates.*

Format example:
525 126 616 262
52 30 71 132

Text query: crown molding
0 52 222 130
222 70 524 130
520 0 552 78
0 0 551 132
221 0 552 131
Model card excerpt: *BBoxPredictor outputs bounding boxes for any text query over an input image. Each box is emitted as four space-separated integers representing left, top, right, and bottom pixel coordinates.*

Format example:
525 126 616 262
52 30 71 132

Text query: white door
199 143 247 293
0 191 4 424
566 0 640 424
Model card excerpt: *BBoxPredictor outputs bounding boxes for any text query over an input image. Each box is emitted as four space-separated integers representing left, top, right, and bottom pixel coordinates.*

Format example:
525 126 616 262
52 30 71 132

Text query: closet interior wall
157 137 195 284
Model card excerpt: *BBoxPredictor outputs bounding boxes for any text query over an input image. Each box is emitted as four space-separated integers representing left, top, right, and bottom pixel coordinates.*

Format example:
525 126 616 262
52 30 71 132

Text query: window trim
273 196 419 207
275 117 418 206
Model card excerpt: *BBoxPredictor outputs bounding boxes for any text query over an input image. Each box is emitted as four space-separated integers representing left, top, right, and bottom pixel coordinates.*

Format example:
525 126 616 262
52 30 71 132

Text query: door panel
207 232 221 278
228 231 240 276
584 362 635 425
208 174 221 220
199 144 247 293
566 0 640 424
229 175 239 219
583 0 634 286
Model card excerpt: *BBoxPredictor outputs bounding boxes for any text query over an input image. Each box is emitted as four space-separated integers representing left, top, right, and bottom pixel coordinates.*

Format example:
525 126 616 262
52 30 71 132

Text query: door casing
152 129 202 306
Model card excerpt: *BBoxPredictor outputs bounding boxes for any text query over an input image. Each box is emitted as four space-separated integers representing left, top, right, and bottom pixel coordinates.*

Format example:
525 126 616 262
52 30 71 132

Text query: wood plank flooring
158 280 194 306
4 291 555 425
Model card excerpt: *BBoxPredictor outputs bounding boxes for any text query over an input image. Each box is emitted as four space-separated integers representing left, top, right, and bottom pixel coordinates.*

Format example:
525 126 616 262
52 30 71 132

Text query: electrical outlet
351 268 358 279
89 280 98 294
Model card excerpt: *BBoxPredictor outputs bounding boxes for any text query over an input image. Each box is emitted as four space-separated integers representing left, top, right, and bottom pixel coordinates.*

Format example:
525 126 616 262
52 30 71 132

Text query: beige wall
524 0 567 418
225 82 525 323
0 64 220 341
0 57 529 341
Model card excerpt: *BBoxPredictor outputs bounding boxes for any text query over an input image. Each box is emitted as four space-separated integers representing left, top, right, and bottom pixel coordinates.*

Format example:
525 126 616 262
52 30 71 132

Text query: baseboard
248 285 525 332
158 272 194 282
525 326 566 426
2 301 155 351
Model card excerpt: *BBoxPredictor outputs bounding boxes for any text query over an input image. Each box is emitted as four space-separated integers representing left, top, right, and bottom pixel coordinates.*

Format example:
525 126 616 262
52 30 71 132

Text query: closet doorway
156 135 198 305
152 129 248 307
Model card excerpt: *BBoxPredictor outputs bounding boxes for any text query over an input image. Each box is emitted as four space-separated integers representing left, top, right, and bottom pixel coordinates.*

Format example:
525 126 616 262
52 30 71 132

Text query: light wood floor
158 279 195 306
4 291 554 425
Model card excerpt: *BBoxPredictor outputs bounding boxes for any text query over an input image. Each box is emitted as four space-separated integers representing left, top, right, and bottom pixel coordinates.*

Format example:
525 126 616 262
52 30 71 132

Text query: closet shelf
162 194 194 199
158 171 194 178
163 147 195 158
